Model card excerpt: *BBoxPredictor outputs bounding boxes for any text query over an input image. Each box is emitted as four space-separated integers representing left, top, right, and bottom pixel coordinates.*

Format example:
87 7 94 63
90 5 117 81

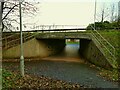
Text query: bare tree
96 3 109 23
101 5 109 22
2 0 38 31
1 1 5 31
110 3 115 22
118 1 120 23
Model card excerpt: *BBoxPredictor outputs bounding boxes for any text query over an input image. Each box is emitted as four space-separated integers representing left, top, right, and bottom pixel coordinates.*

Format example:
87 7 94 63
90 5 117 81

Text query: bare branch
2 4 18 21
2 1 39 31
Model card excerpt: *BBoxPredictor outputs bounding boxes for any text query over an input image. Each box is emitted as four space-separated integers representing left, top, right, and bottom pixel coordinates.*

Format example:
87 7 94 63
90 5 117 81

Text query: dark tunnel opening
49 38 82 62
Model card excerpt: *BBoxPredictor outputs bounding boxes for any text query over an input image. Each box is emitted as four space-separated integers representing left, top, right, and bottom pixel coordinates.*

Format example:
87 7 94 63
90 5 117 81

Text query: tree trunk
101 9 104 23
1 2 4 31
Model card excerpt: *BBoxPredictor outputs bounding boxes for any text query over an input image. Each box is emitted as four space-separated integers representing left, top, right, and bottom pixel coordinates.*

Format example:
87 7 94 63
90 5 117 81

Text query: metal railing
2 32 36 50
90 25 117 68
2 29 86 50
28 25 86 31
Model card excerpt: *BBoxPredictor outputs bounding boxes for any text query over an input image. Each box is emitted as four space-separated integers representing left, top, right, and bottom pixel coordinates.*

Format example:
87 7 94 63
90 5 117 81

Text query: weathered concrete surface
79 39 112 68
3 38 65 59
35 32 92 40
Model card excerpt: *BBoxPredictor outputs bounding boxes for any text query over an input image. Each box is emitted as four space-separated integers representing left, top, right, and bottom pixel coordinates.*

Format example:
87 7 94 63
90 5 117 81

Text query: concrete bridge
2 29 118 69
35 32 91 39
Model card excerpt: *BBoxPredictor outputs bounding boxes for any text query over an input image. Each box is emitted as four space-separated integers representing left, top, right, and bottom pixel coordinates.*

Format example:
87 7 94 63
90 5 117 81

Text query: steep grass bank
90 30 120 82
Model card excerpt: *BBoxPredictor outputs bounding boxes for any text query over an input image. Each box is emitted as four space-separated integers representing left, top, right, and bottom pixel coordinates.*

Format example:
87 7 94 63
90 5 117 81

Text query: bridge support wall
80 39 112 68
3 38 65 60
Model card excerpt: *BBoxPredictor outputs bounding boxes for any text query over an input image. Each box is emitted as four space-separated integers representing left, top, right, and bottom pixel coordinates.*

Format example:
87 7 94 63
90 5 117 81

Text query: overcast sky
24 2 94 27
25 0 120 2
17 0 119 30
23 0 119 28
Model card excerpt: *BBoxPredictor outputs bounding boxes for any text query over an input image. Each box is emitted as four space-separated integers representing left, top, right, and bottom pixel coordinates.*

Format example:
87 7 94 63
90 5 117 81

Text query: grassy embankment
90 30 120 82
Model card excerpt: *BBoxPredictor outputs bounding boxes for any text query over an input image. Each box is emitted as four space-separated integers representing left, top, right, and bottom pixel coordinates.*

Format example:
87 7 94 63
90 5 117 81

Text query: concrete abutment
3 38 65 59
3 37 112 68
79 39 112 68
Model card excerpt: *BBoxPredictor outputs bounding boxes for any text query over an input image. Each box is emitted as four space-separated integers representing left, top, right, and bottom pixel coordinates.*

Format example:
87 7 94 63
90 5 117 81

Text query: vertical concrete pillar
79 39 91 57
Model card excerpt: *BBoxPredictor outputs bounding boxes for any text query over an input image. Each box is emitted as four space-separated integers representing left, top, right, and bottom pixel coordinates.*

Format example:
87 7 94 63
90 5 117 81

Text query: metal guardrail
3 28 86 33
2 32 36 49
90 25 117 68
27 25 86 31
2 29 86 49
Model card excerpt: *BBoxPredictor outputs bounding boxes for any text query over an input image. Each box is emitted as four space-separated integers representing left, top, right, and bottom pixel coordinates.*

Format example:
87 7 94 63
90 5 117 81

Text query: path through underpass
3 44 119 88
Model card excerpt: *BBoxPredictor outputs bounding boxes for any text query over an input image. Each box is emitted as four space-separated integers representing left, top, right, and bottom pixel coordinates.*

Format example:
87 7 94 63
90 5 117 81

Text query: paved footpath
3 60 119 88
25 60 119 88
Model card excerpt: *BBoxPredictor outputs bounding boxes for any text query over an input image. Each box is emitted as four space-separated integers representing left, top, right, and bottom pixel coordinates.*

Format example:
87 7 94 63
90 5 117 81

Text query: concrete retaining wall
3 38 65 59
3 36 112 68
79 39 112 68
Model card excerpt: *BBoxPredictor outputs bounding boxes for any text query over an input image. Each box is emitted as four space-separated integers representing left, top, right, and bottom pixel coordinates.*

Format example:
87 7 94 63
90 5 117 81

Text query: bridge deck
35 32 92 39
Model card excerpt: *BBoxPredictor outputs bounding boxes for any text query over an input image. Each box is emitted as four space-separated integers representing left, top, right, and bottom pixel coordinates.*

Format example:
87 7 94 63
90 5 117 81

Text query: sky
25 0 120 2
24 2 94 27
8 0 120 30
22 0 119 30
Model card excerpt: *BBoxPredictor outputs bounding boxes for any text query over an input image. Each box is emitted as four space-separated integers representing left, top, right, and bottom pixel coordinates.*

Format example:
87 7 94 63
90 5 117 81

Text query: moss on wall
79 39 112 69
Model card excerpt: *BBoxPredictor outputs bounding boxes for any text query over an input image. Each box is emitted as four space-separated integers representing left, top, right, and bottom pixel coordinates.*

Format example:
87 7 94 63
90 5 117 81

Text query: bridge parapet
35 32 92 39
